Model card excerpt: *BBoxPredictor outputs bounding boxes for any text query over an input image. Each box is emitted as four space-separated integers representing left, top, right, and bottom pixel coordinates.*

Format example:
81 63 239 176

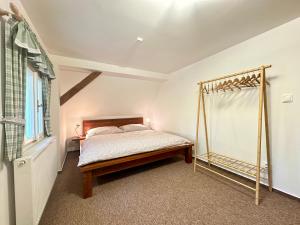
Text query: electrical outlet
281 93 293 103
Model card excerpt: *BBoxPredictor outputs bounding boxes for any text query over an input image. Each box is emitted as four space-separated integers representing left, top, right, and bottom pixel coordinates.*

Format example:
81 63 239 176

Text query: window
24 65 44 144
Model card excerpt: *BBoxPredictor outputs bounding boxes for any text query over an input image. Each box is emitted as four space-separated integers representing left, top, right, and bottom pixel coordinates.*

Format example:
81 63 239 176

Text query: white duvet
78 130 191 166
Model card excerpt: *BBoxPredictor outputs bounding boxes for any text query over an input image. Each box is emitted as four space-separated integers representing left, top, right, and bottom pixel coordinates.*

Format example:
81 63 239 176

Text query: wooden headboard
82 117 144 135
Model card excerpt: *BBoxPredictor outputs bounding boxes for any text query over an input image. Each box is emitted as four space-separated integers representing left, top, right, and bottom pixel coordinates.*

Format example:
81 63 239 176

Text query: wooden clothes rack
194 65 272 205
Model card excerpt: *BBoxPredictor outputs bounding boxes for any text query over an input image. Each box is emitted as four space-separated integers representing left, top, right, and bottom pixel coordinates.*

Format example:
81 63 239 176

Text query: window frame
36 75 44 139
24 64 44 146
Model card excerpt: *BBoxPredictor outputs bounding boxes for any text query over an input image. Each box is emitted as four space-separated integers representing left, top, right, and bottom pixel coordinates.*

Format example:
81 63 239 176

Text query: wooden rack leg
255 67 265 205
194 84 202 172
201 83 210 165
263 80 272 192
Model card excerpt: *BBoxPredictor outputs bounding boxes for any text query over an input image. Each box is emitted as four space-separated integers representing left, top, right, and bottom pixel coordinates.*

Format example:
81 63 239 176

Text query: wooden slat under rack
198 152 267 179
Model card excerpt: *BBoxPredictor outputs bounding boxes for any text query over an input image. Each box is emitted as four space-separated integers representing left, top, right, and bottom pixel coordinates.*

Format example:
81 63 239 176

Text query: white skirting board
58 151 68 172
14 137 57 225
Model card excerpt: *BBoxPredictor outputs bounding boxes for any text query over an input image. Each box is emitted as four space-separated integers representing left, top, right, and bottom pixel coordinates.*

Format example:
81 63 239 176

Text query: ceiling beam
51 54 168 82
60 71 101 106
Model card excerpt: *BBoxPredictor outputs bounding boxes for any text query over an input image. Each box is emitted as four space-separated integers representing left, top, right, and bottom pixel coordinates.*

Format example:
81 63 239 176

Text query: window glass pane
25 68 35 142
37 75 43 136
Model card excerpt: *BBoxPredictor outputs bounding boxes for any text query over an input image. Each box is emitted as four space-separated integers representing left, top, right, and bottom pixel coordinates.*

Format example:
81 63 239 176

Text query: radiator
14 137 57 225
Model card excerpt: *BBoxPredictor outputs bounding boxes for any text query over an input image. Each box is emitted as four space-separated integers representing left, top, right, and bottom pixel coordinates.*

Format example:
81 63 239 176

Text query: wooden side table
71 136 86 149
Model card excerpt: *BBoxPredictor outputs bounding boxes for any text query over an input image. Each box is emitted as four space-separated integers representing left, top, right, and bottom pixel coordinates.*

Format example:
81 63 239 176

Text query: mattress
78 130 191 166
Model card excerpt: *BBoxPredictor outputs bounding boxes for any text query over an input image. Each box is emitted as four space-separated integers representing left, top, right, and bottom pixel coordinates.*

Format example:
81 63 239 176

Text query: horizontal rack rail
198 65 272 84
194 163 256 191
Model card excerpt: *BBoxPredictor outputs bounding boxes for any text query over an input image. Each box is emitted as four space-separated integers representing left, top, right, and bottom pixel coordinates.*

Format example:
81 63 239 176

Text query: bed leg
185 146 192 163
83 171 93 199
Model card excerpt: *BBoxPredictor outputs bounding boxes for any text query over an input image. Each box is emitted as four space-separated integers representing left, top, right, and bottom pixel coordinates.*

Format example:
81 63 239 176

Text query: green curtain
41 75 52 136
1 18 55 161
15 20 55 139
1 19 27 160
14 20 55 79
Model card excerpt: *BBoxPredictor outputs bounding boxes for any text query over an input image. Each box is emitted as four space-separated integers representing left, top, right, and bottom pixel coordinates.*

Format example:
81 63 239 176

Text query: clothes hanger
222 80 229 91
225 80 234 91
239 77 246 87
250 74 259 86
202 84 208 94
217 81 226 92
245 75 255 87
216 82 220 93
204 84 209 94
222 80 228 91
256 73 270 85
215 82 220 92
232 78 242 90
242 73 253 87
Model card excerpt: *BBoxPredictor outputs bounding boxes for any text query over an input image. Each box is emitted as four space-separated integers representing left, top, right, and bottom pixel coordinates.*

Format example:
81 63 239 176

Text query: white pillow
86 126 123 138
119 124 150 132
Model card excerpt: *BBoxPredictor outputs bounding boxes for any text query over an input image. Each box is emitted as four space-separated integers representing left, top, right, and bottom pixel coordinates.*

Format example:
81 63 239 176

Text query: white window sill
21 136 56 160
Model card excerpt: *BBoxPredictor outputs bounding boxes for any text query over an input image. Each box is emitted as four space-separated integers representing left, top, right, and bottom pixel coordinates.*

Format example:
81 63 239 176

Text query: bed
79 117 193 198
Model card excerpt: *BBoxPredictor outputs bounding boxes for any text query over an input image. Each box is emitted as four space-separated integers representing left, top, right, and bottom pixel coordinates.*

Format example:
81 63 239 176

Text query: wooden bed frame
79 117 193 198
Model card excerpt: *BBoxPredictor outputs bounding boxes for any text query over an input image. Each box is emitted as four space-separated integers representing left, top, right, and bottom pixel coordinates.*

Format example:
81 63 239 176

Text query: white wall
0 1 61 224
50 65 63 170
153 17 300 197
59 101 67 168
60 70 161 149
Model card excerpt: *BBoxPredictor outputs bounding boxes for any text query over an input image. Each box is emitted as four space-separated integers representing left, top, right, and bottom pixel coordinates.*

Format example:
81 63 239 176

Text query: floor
40 152 300 225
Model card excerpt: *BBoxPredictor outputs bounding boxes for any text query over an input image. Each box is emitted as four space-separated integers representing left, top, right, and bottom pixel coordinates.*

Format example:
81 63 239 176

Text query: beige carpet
39 152 300 225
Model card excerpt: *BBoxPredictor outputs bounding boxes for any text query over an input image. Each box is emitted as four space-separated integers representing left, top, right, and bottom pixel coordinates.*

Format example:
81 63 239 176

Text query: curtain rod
0 2 23 21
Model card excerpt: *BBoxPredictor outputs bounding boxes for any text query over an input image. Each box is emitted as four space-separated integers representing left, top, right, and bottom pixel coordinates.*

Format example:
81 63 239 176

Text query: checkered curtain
1 18 55 161
41 75 52 136
1 19 27 160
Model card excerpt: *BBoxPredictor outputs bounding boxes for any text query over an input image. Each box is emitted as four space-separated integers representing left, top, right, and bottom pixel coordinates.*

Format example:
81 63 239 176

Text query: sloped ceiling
21 0 300 73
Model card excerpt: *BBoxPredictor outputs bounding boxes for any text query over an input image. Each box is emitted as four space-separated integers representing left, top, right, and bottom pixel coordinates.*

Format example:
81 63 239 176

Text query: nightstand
72 136 86 147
